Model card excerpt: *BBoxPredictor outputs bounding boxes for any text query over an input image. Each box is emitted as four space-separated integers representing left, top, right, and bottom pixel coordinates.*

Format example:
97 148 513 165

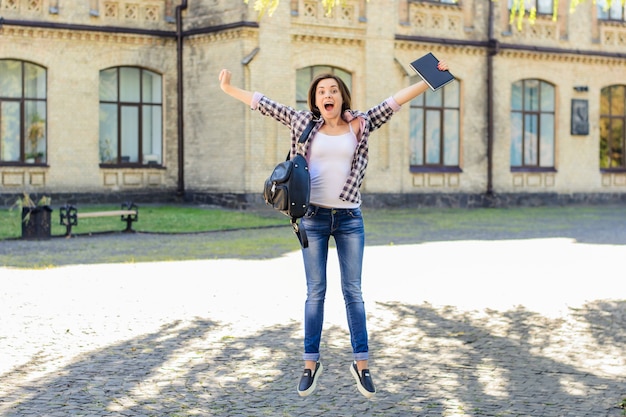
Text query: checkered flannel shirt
251 92 401 205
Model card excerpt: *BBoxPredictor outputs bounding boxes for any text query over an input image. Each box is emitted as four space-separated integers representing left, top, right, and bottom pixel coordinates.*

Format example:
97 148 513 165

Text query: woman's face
315 78 344 120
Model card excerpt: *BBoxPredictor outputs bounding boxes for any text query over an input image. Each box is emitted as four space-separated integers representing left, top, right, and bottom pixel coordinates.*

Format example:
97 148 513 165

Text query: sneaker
350 361 376 398
297 361 322 397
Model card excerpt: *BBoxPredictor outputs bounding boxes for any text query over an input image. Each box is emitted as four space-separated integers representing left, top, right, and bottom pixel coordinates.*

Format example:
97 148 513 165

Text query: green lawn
1 203 625 268
2 203 622 241
0 204 285 240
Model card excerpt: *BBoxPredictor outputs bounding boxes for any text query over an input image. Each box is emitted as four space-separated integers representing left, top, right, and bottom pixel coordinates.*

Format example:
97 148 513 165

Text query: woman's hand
218 69 254 105
392 59 450 105
219 69 232 93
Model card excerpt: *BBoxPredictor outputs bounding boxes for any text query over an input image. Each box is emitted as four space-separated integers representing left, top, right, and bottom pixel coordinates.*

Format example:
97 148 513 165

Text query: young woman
219 60 448 399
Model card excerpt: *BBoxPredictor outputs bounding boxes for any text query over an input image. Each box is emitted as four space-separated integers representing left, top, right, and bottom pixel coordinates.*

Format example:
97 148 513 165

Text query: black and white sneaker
297 362 323 397
350 361 376 399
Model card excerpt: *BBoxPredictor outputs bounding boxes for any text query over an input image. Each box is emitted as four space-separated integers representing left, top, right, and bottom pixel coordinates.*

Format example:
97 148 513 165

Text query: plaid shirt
251 92 401 205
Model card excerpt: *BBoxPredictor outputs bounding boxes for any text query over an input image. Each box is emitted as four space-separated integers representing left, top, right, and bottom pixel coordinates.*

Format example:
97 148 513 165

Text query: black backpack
263 120 315 248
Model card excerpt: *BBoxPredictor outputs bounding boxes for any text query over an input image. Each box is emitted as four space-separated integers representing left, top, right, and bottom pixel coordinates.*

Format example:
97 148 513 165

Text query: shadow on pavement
2 301 624 416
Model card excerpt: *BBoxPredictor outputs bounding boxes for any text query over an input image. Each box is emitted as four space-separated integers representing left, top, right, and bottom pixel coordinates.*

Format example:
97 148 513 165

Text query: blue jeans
300 205 369 362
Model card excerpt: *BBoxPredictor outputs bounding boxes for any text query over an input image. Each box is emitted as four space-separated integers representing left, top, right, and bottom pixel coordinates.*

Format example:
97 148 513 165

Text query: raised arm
219 69 254 106
392 60 449 106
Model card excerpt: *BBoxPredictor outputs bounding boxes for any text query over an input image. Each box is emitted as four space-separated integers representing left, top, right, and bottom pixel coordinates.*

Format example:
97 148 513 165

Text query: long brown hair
307 73 352 118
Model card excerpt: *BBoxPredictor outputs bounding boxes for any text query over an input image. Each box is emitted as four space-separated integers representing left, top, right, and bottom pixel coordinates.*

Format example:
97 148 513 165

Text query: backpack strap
290 119 316 248
287 119 316 161
292 217 308 248
299 119 316 143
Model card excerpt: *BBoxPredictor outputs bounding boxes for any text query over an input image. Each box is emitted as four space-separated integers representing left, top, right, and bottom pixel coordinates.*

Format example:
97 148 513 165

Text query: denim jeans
300 205 369 362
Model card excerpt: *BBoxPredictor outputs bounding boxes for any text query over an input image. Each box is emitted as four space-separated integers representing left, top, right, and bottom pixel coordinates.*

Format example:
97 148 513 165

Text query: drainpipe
176 0 188 198
486 0 497 202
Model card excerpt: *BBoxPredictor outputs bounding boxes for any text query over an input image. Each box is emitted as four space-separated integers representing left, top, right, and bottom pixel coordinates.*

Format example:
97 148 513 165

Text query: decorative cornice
291 33 363 47
0 18 175 37
0 25 174 45
498 48 626 65
394 34 626 63
0 18 258 41
184 21 259 37
408 1 461 13
186 27 258 45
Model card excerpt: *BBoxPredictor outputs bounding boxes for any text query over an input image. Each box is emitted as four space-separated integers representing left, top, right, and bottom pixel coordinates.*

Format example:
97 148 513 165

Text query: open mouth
324 103 334 111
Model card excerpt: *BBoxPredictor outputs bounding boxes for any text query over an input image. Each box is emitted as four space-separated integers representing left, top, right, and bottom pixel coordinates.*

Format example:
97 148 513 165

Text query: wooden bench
59 202 138 237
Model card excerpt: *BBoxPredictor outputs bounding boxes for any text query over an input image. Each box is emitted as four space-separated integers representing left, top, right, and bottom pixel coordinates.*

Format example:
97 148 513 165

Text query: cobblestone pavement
1 239 625 416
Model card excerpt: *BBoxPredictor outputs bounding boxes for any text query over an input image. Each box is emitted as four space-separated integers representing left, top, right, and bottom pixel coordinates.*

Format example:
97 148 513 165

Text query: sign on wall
571 99 589 136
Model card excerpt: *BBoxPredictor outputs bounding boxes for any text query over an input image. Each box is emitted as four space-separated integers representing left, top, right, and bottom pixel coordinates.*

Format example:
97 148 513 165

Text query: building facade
1 0 625 208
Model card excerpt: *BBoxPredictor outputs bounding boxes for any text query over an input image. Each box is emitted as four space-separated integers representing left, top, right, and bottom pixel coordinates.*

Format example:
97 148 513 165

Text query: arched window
600 85 626 170
510 79 555 169
409 79 460 170
295 66 352 111
99 66 162 166
0 59 47 165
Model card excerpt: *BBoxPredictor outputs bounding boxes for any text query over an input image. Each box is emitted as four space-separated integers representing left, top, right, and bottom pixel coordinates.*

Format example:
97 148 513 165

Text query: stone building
1 0 625 207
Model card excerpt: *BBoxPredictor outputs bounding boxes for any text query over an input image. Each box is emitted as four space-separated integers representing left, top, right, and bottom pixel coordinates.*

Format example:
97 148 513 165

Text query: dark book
409 52 455 91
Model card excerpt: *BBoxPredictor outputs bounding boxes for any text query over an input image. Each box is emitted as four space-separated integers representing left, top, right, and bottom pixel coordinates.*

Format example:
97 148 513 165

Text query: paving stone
1 238 625 416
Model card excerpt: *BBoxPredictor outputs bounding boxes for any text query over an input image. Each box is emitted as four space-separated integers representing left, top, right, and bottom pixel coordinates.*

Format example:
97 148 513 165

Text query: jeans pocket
348 208 362 218
305 206 317 219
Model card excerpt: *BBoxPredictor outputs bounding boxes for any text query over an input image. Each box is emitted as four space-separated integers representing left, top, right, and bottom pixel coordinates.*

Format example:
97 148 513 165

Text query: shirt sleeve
251 92 264 110
385 96 401 112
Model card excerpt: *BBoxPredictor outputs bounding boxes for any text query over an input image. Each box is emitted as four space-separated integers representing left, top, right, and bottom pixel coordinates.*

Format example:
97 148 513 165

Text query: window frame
509 79 556 172
408 78 461 173
597 0 626 22
507 0 555 16
599 85 626 171
0 59 48 166
98 66 163 168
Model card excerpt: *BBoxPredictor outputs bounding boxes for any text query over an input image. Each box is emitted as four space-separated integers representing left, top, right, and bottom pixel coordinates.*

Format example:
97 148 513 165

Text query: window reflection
600 85 626 169
510 79 555 169
409 80 460 169
99 67 163 166
0 60 47 165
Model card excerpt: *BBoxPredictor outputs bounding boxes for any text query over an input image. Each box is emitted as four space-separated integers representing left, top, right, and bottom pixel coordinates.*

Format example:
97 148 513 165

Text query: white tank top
308 123 359 209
